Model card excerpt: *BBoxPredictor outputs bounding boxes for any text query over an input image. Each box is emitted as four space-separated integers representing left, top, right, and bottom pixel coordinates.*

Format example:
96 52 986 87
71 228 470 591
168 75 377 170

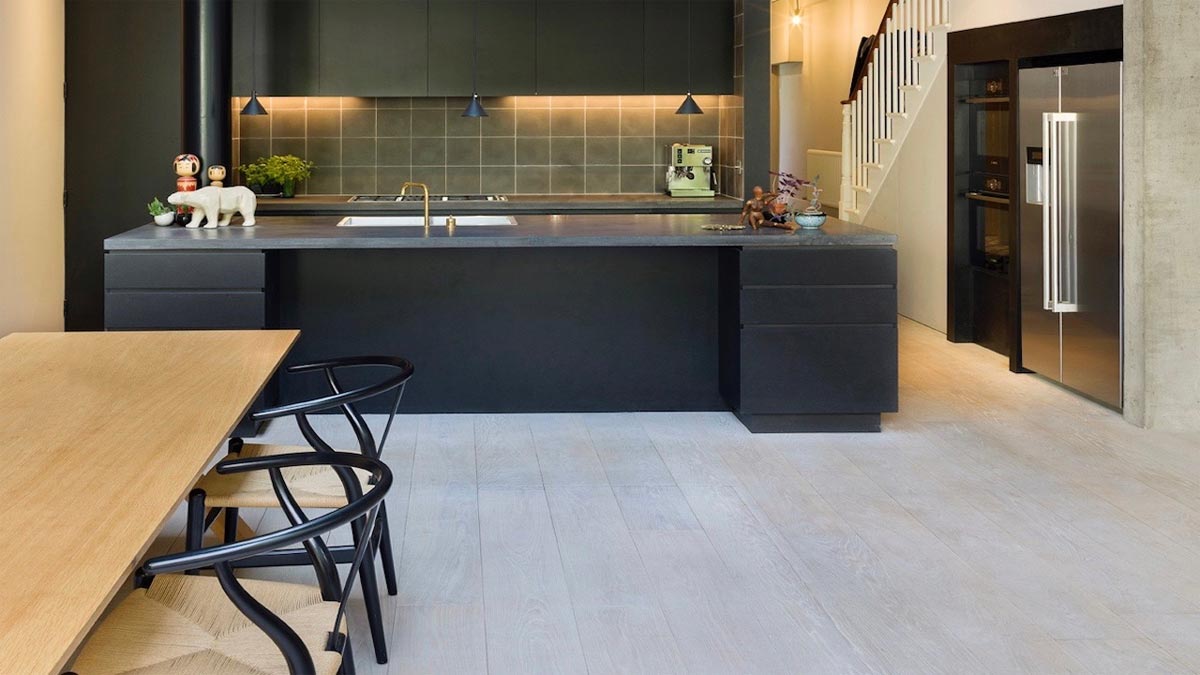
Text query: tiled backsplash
231 95 734 196
717 0 745 200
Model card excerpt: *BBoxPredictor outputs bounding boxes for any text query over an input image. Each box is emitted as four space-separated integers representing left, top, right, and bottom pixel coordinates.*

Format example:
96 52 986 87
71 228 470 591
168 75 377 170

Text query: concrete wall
0 0 65 337
1123 0 1200 430
952 0 1122 33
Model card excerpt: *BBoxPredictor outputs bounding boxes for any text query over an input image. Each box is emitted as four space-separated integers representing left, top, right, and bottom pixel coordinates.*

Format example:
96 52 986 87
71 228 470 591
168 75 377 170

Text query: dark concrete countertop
256 193 745 215
105 213 896 250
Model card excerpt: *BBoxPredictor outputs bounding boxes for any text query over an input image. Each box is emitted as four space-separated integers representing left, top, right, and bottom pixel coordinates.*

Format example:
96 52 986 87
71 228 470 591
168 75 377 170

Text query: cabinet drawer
739 325 898 414
740 247 896 286
741 287 896 325
105 252 265 290
105 291 265 329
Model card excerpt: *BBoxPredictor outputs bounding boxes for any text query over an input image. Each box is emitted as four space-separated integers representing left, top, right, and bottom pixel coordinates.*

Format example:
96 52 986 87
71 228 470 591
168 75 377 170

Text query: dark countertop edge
255 195 745 215
106 237 896 250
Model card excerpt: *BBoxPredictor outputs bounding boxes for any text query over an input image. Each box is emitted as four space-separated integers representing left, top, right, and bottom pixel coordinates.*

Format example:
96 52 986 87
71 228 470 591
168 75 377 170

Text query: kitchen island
105 212 898 432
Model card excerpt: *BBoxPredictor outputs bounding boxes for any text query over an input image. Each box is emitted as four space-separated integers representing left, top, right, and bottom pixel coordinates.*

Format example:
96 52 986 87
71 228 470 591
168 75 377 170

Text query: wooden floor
141 318 1200 674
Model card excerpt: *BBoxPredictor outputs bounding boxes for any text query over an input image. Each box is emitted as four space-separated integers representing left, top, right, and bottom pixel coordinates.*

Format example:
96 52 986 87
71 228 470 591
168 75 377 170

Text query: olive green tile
239 138 270 165
619 108 653 136
378 137 412 166
412 109 447 137
408 168 446 194
412 97 447 109
306 167 341 195
620 165 656 193
446 137 481 166
271 109 306 137
446 113 481 137
620 136 657 165
378 109 411 137
550 108 585 136
586 96 620 107
340 97 375 109
307 109 340 138
240 114 270 138
584 108 620 136
619 96 654 108
516 109 550 136
377 166 411 192
268 96 304 110
412 137 446 166
481 96 517 109
271 137 306 158
342 167 377 194
342 109 376 137
515 166 550 194
689 110 720 136
481 137 515 166
446 167 481 194
342 138 376 166
585 166 621 193
654 108 690 138
377 97 411 109
481 109 516 137
550 165 585 194
307 138 341 167
550 138 585 166
481 166 515 194
585 137 619 165
515 137 550 165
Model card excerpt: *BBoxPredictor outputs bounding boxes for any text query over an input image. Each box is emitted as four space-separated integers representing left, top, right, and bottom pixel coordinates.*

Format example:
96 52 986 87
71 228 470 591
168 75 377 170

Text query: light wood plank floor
139 318 1200 674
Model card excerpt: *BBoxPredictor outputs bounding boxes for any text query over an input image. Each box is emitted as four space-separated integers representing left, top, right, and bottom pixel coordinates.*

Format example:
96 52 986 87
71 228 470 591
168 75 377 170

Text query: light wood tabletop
0 330 298 675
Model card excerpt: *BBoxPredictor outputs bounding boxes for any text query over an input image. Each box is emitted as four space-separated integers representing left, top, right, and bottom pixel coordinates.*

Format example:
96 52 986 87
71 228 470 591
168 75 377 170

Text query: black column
742 0 771 197
183 0 232 172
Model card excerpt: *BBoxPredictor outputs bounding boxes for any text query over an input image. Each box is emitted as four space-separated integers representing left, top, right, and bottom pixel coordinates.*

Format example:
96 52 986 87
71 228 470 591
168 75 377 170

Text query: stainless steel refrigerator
1019 62 1122 409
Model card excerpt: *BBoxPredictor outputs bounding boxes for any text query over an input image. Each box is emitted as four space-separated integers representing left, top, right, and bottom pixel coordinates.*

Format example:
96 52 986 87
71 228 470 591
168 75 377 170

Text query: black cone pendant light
241 0 268 116
676 0 703 115
461 0 488 118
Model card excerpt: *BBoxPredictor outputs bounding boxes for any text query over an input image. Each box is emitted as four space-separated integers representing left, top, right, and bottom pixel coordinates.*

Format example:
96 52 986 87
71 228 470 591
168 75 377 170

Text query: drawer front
105 291 265 329
740 247 896 286
739 325 898 414
105 252 265 290
741 286 896 325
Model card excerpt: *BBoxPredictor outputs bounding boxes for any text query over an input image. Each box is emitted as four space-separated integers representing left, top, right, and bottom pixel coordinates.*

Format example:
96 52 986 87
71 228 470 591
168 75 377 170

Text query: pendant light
461 0 488 118
240 0 268 116
675 0 703 115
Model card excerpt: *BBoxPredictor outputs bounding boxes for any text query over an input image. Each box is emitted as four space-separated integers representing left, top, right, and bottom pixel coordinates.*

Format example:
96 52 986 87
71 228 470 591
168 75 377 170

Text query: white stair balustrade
839 0 950 223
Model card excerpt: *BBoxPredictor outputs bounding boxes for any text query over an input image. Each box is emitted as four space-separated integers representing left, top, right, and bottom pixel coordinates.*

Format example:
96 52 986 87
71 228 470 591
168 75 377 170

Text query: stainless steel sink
336 215 518 227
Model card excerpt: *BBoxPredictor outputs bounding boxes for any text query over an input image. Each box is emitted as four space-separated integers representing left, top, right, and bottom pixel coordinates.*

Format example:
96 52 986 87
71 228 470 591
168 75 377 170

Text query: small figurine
207 164 227 187
738 185 776 230
173 153 201 225
168 185 258 229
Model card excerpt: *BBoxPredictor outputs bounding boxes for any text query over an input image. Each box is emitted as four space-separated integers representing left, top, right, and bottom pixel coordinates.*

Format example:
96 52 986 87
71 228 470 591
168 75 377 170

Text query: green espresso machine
666 143 716 197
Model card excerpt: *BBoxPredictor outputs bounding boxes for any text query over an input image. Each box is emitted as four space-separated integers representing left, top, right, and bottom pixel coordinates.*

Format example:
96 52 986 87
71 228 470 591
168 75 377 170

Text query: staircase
838 0 951 223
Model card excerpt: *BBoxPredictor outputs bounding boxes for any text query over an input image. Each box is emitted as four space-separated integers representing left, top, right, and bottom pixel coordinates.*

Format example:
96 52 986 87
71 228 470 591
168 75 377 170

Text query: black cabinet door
536 0 646 94
319 0 428 95
644 0 734 94
233 0 320 96
428 0 537 96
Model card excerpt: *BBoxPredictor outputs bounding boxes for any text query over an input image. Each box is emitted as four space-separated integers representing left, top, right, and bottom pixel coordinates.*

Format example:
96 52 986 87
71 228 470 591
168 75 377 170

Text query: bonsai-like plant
147 197 170 216
238 158 272 192
263 154 315 198
770 171 823 215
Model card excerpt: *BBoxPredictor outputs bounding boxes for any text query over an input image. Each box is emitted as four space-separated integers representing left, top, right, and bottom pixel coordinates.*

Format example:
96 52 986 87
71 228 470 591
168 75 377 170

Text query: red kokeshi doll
173 153 201 217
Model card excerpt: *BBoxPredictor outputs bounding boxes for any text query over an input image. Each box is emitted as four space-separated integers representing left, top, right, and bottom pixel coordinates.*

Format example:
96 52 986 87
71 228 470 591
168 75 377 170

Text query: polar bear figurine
167 185 257 228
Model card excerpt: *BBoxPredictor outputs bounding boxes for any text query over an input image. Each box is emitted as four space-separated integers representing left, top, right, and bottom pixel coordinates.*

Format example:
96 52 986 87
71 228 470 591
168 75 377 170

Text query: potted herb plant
147 197 175 226
263 154 315 198
238 158 279 196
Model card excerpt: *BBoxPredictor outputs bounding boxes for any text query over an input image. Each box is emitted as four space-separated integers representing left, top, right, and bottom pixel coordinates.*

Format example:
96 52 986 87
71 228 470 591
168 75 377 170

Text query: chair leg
185 489 206 575
378 504 399 596
223 507 240 544
340 635 357 675
353 521 389 665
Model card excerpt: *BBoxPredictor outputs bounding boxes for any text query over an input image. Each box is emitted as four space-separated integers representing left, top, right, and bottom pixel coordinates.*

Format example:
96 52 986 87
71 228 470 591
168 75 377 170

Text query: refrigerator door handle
1043 112 1080 313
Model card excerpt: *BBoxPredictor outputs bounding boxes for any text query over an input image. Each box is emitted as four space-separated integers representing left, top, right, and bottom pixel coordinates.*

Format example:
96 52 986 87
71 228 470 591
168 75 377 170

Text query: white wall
0 0 65 337
951 0 1121 32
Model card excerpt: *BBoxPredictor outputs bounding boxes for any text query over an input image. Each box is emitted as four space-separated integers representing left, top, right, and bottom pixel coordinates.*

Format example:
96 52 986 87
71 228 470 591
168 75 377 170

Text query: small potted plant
263 154 315 198
238 158 277 195
147 197 175 226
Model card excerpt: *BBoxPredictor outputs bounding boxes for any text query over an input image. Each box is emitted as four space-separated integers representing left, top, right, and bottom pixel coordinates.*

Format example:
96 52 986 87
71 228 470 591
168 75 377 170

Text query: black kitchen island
105 213 898 432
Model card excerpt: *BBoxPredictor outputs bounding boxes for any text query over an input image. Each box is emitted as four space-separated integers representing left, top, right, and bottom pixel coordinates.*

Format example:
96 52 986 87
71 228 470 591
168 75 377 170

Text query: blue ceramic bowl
794 212 827 230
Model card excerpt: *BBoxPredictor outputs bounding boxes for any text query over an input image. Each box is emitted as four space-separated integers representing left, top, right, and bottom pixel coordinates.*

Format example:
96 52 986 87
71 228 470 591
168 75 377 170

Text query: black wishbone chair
185 355 414 665
66 451 392 675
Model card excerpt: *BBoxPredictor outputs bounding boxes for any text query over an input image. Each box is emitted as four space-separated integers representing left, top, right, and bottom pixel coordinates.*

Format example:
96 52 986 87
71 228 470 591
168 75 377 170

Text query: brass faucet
401 181 430 233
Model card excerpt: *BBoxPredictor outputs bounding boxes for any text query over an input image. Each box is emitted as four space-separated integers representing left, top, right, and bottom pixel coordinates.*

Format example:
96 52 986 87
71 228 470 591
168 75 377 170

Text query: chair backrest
140 451 393 673
252 355 415 462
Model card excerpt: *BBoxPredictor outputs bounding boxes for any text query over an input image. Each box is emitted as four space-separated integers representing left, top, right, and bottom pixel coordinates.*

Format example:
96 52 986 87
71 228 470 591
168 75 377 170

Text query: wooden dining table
0 329 298 674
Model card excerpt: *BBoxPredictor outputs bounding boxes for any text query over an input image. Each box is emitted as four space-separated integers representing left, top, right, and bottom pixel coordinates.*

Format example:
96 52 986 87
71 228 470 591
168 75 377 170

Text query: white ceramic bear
167 185 257 228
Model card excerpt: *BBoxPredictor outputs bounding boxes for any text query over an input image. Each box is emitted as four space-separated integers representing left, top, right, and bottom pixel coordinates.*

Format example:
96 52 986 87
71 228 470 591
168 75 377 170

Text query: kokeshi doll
207 164 227 187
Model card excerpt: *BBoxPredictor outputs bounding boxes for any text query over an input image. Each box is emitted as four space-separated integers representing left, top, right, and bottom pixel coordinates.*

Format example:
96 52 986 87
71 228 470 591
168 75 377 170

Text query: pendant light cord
472 0 479 95
686 0 692 92
251 0 259 92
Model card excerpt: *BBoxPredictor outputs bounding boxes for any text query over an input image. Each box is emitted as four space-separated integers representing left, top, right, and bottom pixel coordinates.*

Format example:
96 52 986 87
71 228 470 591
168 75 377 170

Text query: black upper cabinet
428 0 537 96
232 0 320 96
319 0 428 95
536 0 646 95
644 0 733 94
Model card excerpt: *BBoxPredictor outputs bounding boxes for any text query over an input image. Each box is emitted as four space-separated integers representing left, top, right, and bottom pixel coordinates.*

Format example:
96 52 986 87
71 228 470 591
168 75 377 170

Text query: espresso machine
665 143 716 197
